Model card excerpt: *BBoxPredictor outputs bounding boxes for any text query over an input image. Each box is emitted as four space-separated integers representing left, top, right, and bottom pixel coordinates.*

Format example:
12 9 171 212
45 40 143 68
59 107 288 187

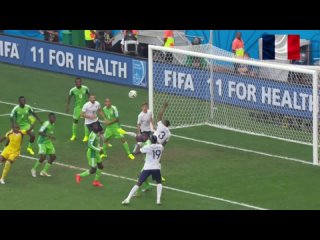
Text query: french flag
262 35 300 60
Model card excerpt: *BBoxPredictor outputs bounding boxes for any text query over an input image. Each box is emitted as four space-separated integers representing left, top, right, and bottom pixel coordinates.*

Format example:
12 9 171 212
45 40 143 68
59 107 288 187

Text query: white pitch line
0 110 47 117
18 153 267 210
0 100 313 166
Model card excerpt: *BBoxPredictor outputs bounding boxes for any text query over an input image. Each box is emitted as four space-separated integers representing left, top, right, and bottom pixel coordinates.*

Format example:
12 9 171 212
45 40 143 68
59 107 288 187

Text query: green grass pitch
0 62 319 210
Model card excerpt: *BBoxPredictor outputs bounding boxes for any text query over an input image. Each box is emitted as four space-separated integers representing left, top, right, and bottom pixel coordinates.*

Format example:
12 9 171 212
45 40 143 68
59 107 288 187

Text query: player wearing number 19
122 135 164 205
66 78 90 142
10 96 43 156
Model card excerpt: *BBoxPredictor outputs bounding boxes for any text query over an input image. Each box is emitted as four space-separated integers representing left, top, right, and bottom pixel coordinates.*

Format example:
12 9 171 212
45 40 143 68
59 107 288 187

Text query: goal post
148 44 319 165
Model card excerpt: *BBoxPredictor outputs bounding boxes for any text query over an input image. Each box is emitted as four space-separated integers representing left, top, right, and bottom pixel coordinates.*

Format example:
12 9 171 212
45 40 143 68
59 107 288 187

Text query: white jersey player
122 135 164 205
154 102 171 146
81 95 106 134
137 102 154 137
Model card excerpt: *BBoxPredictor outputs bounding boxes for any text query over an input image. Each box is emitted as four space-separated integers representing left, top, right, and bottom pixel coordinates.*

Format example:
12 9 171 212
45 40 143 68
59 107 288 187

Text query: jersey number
158 131 166 140
152 150 161 159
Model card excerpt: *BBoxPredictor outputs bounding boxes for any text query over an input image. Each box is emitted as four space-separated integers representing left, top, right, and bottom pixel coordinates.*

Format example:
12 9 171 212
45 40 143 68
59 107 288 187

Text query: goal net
148 44 319 164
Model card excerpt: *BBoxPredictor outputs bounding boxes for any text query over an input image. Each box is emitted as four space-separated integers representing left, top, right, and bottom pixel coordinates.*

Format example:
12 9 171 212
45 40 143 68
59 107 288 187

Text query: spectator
40 30 59 43
84 30 96 49
95 30 115 51
232 31 245 58
186 37 207 69
104 30 114 50
121 30 139 56
163 30 174 48
163 30 175 63
232 32 245 73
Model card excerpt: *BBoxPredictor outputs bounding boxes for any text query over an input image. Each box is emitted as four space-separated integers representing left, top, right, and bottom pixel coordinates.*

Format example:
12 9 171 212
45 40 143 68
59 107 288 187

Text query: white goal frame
148 45 319 165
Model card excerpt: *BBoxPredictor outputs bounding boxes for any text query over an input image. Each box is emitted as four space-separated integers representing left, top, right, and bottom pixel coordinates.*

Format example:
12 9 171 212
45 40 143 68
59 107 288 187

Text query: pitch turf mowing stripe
16 153 267 210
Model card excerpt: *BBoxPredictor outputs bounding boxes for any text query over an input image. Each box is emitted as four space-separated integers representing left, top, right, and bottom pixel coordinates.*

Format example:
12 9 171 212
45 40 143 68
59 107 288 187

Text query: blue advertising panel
0 34 315 119
153 62 314 118
0 34 148 88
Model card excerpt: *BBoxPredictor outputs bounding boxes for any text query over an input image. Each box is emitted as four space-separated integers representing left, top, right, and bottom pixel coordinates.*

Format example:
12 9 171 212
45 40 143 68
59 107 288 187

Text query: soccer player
0 124 31 184
137 102 154 137
121 102 170 148
81 94 105 136
100 98 134 160
133 102 154 153
66 77 90 142
31 113 57 177
75 122 104 187
10 96 43 155
122 135 163 205
154 102 171 146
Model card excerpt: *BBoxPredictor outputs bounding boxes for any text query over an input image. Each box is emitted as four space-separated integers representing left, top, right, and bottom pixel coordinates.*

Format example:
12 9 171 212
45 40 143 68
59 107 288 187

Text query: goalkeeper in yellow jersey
0 124 32 184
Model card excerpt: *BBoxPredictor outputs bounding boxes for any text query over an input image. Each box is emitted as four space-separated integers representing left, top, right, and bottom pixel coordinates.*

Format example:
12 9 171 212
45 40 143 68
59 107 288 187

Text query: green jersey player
75 122 104 187
31 113 56 177
101 98 134 160
10 96 43 155
66 77 90 142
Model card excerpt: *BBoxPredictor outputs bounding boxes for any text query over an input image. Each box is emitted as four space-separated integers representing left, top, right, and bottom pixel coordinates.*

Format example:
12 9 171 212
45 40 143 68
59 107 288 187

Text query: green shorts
87 149 102 168
38 142 55 155
104 127 124 140
73 106 82 120
19 123 33 132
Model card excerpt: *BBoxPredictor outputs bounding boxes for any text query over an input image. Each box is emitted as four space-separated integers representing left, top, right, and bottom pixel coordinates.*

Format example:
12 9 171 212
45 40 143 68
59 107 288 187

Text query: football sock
80 170 90 177
84 124 89 137
42 163 51 172
123 142 131 155
157 184 163 203
94 169 102 181
127 185 139 201
72 123 77 136
1 161 11 180
142 180 150 188
103 144 108 155
32 160 40 170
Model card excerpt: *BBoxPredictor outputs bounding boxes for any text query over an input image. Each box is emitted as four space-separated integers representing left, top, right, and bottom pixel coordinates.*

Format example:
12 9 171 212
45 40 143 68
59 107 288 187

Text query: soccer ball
128 90 137 98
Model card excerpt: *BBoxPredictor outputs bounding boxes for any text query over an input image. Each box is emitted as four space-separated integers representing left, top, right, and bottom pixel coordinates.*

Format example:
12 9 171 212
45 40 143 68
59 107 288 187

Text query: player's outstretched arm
157 102 169 122
106 117 119 126
30 109 43 124
81 111 95 119
98 109 107 122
